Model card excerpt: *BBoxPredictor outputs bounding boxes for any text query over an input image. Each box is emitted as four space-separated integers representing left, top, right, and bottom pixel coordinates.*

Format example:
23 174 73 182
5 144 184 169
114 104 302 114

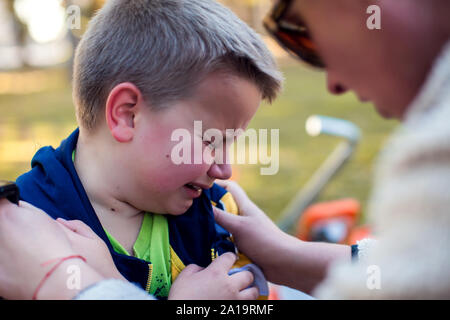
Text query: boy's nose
207 162 232 181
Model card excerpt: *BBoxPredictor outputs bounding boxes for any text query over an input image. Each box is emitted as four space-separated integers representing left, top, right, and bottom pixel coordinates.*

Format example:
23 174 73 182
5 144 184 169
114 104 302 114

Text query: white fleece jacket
314 41 450 299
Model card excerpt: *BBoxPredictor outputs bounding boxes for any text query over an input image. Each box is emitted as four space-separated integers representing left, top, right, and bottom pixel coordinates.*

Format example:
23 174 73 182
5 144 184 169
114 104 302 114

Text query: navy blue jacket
16 129 235 295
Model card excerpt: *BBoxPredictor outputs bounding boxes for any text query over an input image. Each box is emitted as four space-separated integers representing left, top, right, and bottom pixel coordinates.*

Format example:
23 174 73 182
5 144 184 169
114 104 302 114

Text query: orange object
268 284 280 300
297 198 361 243
347 225 372 245
230 166 240 182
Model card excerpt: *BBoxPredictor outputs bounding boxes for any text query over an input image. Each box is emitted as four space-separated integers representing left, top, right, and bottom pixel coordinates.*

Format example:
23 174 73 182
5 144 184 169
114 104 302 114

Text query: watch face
0 181 19 204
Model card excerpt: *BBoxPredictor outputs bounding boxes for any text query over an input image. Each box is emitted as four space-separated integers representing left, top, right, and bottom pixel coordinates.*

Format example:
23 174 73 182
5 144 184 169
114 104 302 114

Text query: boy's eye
204 140 215 149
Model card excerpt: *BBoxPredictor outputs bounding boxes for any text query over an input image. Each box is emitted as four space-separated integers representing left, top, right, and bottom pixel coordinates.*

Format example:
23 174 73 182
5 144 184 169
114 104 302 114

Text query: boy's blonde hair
73 0 283 131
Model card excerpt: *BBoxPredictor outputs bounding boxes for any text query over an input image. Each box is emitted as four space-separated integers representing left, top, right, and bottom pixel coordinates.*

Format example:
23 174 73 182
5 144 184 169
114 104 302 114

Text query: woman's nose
327 72 348 95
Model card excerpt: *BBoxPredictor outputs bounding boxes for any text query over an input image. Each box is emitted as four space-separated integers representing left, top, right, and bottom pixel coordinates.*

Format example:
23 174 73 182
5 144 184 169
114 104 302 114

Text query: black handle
0 181 20 205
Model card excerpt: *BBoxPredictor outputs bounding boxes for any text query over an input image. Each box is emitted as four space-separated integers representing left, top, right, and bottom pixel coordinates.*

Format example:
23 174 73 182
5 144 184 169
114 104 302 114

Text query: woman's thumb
213 206 242 234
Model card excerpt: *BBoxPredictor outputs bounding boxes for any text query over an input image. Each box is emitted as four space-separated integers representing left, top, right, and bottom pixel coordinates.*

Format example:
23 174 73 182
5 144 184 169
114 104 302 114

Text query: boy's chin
166 199 194 216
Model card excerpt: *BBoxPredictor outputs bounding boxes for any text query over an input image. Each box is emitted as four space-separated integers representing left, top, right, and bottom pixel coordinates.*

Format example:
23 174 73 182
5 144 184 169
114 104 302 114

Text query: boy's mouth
183 183 203 199
183 181 214 199
184 183 202 192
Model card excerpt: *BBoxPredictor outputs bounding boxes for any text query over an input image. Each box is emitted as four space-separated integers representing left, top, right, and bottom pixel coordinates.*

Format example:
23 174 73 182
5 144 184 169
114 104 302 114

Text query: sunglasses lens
272 27 324 68
263 0 325 69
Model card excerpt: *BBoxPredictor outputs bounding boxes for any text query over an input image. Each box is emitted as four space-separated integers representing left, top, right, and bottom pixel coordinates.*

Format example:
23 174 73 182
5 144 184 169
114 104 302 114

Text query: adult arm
0 199 104 299
213 181 351 294
0 199 257 300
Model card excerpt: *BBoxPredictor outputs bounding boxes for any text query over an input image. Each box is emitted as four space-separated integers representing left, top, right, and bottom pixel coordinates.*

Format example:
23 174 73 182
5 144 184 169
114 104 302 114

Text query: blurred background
0 0 398 223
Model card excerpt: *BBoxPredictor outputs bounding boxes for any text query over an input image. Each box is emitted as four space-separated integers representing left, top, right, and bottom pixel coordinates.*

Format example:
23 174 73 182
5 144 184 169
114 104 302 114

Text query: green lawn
0 62 398 226
232 61 398 223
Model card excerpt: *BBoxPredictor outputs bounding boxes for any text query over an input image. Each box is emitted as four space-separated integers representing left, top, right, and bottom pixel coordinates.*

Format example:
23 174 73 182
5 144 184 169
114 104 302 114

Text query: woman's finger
215 179 230 189
56 219 77 240
217 181 258 215
18 201 44 213
56 218 97 239
213 206 244 234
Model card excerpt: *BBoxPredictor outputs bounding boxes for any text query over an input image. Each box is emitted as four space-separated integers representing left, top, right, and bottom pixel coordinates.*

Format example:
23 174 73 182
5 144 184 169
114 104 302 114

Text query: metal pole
277 115 361 233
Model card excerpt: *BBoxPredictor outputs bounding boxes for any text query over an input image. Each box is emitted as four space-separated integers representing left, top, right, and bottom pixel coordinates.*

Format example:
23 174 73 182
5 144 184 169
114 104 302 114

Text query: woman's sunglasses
263 0 325 68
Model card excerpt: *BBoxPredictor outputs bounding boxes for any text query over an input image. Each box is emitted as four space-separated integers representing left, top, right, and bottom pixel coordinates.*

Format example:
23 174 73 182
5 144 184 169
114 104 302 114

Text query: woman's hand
56 218 126 281
212 180 292 282
0 199 78 299
213 180 351 292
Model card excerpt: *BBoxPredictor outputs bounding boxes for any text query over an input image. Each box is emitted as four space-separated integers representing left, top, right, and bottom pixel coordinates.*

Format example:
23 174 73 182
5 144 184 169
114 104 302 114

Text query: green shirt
72 150 172 297
105 213 172 297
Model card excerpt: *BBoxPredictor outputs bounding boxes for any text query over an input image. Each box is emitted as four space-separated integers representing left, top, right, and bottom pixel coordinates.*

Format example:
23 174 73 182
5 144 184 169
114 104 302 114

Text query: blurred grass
236 60 398 223
0 62 398 224
0 68 76 179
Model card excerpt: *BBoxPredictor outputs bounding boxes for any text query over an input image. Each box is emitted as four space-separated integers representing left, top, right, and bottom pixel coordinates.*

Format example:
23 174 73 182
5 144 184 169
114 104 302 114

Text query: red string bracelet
32 255 87 300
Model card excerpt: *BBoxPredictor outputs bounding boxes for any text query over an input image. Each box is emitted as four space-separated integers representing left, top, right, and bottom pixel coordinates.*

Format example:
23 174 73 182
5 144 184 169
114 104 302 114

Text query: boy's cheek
171 163 210 184
147 163 208 190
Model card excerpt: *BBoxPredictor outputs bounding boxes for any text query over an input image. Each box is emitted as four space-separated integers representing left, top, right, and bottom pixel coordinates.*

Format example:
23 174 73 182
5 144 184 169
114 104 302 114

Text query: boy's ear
105 82 142 143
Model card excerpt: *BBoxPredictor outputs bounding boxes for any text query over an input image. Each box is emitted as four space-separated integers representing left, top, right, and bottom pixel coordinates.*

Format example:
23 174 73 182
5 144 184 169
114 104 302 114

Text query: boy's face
125 72 262 215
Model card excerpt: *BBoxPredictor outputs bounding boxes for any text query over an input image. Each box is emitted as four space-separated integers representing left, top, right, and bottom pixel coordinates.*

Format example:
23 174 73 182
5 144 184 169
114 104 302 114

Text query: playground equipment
277 115 361 234
269 115 371 300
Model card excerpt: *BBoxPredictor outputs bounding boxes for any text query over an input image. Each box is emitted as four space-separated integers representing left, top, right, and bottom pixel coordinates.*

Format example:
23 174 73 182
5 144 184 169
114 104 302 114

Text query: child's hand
56 218 126 281
168 252 259 300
